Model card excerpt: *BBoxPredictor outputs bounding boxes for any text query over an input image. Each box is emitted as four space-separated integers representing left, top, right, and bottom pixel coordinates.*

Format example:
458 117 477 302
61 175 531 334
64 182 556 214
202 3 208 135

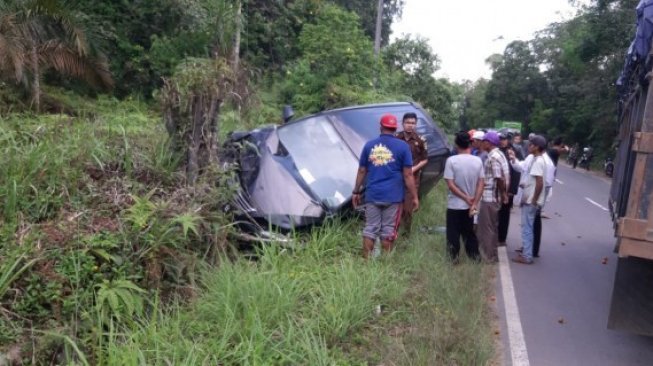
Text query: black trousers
498 196 514 243
446 209 480 261
533 208 542 257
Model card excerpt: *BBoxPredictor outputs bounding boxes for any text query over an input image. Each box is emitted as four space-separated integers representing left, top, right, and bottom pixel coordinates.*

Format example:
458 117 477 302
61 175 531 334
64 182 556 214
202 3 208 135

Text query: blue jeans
521 204 538 261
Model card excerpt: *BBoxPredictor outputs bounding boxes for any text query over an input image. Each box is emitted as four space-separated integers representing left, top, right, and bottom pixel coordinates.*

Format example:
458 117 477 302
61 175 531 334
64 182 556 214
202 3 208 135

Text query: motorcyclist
568 143 580 167
580 146 593 170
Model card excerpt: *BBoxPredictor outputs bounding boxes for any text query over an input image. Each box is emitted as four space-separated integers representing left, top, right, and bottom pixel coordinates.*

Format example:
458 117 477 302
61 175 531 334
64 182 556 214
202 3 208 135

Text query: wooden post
374 0 383 56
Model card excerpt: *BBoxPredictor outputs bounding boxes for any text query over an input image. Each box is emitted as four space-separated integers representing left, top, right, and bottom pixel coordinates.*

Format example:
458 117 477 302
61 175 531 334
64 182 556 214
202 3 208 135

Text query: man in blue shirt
352 114 419 258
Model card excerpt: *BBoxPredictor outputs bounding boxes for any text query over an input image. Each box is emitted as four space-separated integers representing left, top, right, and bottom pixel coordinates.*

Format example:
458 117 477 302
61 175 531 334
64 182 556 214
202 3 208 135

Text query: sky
391 0 583 82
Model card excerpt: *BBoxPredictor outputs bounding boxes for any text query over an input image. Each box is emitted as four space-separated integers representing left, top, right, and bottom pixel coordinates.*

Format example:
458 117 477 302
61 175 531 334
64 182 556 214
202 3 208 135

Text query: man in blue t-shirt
352 114 419 258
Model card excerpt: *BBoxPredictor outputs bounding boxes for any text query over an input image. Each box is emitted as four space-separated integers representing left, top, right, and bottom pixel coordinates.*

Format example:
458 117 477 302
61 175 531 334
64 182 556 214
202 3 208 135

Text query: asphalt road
498 164 653 366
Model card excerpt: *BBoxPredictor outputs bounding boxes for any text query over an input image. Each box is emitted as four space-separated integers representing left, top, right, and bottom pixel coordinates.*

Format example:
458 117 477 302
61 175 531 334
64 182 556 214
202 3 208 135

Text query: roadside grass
1 93 495 364
102 185 495 365
350 185 496 365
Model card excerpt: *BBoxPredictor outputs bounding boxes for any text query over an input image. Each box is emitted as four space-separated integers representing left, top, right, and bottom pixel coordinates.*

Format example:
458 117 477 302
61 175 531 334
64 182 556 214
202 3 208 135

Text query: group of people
352 112 564 265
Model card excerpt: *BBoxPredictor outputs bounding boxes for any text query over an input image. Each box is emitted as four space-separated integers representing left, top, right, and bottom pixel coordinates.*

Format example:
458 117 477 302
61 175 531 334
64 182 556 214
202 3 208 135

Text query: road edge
498 246 530 366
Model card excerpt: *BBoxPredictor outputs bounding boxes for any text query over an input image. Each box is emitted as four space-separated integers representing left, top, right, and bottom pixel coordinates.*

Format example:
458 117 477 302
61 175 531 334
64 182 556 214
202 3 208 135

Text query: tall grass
0 98 164 226
1 94 495 364
100 186 495 365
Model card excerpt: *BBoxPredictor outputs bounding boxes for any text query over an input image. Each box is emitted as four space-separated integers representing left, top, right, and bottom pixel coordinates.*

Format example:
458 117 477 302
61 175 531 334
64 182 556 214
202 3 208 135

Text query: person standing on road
512 135 548 264
444 131 484 263
472 130 488 163
478 131 508 262
396 112 428 237
534 148 556 255
509 136 555 258
512 132 526 158
498 133 522 246
352 114 418 258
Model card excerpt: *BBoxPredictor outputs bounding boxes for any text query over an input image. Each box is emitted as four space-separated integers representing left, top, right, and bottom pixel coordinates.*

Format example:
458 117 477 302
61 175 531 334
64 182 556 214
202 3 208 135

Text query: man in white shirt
443 131 484 263
511 135 547 264
509 138 555 258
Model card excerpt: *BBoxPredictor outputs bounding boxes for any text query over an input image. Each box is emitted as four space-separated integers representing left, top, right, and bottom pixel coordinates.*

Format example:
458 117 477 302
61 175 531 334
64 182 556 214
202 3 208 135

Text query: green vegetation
461 0 638 154
99 197 495 365
101 187 495 365
0 95 494 363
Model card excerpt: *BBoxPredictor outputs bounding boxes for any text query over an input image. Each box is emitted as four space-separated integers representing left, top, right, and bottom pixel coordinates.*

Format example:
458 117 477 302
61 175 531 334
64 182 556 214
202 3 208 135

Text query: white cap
472 131 485 140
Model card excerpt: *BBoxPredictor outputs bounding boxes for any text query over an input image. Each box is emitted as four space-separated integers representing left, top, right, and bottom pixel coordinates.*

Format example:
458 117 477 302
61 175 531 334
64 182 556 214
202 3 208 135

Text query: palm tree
0 0 113 111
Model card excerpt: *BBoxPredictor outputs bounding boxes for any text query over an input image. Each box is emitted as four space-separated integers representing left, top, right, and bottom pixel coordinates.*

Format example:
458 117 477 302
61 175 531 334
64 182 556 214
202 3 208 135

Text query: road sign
495 120 522 131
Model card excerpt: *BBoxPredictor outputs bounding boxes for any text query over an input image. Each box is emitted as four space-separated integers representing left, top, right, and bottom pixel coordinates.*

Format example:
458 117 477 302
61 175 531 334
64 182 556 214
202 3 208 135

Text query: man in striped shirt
477 131 508 262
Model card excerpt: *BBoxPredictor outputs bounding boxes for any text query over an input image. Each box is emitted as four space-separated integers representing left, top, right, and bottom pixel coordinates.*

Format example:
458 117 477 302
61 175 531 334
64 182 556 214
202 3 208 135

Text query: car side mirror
282 105 295 123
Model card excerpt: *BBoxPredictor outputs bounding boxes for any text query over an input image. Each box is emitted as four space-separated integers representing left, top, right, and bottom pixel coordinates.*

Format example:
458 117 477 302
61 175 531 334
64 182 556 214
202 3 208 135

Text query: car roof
284 102 422 127
317 101 418 114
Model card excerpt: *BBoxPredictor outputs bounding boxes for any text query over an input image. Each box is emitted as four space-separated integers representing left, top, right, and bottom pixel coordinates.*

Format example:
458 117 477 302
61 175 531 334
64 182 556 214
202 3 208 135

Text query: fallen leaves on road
558 317 566 324
601 257 608 265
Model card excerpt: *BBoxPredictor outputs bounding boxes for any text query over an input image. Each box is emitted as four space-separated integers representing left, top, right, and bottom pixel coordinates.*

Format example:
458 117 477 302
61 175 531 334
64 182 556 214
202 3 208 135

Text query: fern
95 279 146 321
125 189 159 229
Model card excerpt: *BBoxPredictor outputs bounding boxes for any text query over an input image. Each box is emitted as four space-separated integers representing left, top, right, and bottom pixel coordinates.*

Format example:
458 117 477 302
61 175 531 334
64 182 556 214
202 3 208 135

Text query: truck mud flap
608 257 653 336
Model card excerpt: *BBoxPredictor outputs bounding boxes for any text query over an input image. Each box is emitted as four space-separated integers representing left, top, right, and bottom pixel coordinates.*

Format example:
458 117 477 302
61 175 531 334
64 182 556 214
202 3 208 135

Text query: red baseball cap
380 114 398 129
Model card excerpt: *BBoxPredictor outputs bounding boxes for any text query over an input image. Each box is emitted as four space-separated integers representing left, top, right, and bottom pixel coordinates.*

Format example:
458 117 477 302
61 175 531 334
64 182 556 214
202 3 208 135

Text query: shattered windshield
329 105 448 159
277 116 357 209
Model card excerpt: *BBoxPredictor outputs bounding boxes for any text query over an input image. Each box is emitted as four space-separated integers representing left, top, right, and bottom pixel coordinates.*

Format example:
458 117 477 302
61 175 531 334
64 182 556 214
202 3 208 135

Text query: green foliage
282 4 381 112
526 0 636 148
484 41 548 131
241 0 405 72
242 0 320 71
164 58 235 107
382 34 461 131
383 34 440 76
0 95 234 361
95 279 146 322
14 271 63 319
70 0 240 98
0 253 39 299
461 0 638 151
0 0 113 106
332 0 405 48
98 187 494 365
0 115 93 223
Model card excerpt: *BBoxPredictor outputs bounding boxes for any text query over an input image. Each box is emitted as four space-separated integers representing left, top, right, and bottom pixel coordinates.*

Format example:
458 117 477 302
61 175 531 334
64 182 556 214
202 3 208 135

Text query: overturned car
224 102 451 230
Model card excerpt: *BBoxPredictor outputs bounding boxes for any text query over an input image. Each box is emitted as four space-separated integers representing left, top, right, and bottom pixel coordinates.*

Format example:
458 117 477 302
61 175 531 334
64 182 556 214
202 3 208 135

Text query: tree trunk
206 97 221 164
374 0 383 56
31 44 40 112
187 94 202 185
232 0 242 73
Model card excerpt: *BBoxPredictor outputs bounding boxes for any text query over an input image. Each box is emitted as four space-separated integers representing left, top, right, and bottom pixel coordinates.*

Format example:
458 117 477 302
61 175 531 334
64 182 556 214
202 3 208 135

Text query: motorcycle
604 156 614 177
578 147 593 170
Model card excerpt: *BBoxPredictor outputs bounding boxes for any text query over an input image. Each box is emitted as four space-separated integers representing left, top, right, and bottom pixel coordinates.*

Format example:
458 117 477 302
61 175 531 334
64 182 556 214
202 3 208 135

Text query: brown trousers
478 201 500 261
401 172 421 233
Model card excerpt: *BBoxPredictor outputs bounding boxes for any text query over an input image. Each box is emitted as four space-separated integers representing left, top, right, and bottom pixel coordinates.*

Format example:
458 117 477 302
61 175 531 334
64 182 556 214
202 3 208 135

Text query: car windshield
277 115 358 209
329 105 448 158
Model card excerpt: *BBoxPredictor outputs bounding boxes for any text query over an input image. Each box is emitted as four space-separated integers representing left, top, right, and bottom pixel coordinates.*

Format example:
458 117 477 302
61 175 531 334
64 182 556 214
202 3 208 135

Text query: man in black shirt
547 137 567 168
498 133 523 246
